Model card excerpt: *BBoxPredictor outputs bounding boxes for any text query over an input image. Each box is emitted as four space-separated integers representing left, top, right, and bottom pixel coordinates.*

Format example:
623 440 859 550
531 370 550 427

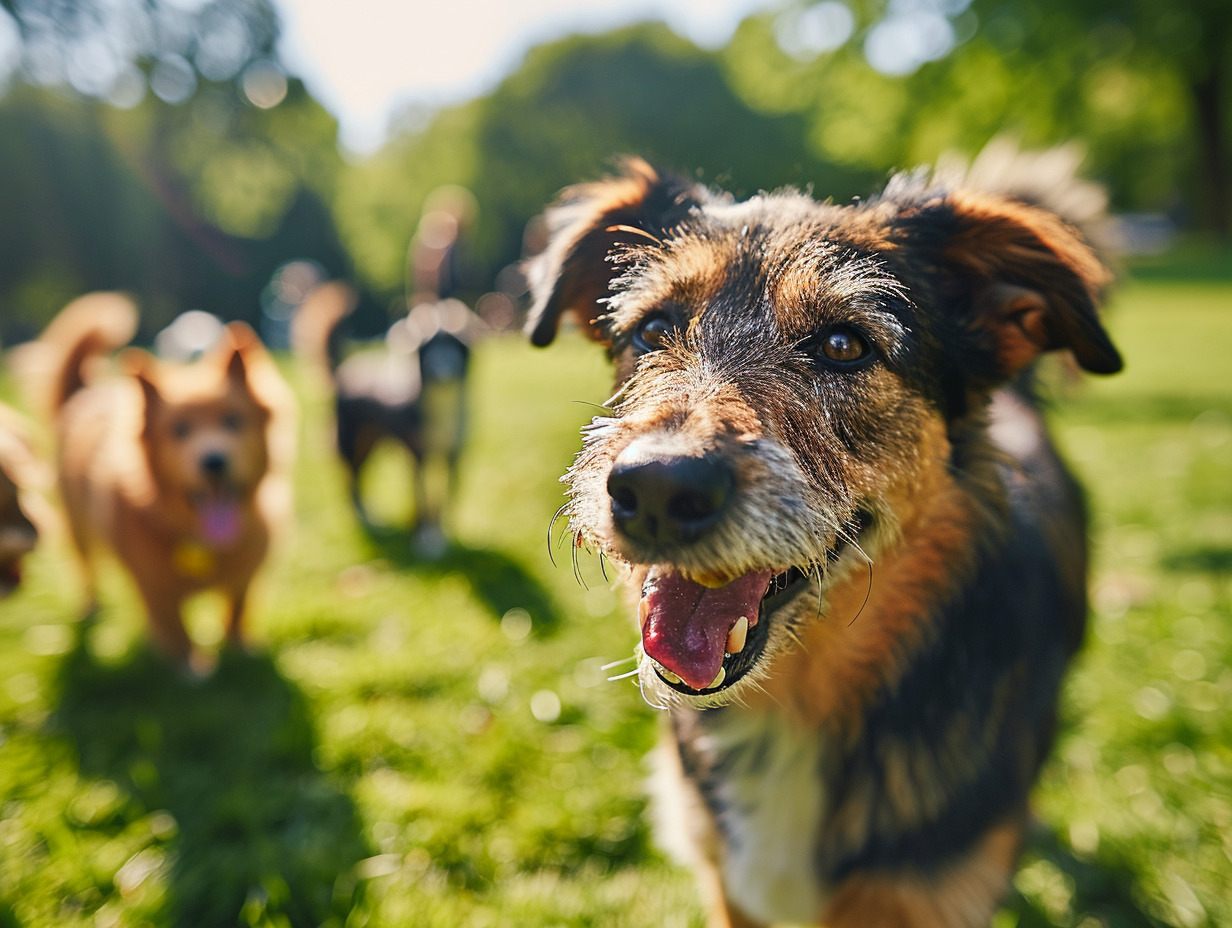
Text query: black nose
201 452 228 477
607 445 733 546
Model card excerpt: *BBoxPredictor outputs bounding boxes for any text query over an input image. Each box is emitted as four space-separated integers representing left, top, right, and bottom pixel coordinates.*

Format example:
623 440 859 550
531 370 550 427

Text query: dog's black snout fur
607 446 733 545
201 452 228 477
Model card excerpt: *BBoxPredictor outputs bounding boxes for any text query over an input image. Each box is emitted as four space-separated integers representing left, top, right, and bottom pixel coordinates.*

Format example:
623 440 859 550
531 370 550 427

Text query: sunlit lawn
0 268 1228 928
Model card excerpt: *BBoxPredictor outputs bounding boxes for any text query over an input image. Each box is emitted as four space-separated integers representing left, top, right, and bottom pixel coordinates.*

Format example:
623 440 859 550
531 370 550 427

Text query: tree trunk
1192 51 1230 240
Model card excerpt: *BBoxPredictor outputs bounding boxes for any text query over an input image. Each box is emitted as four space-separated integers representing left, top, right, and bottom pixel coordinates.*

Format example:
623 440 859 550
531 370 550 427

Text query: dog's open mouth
636 510 873 695
640 565 812 694
193 486 244 547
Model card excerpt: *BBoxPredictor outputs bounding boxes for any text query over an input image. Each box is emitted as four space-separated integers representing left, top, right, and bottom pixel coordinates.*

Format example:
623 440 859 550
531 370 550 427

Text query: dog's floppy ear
943 191 1122 378
525 158 701 347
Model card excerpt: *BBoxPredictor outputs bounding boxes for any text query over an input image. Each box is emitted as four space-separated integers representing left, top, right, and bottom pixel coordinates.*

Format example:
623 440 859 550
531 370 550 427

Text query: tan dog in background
30 293 295 666
0 403 41 598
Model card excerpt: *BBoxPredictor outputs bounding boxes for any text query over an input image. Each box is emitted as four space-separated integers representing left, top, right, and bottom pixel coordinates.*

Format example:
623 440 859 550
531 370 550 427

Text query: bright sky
275 0 781 154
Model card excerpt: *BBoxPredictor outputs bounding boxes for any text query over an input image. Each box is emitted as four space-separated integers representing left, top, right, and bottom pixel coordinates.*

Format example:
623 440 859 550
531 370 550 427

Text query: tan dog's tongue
198 495 242 546
641 568 771 690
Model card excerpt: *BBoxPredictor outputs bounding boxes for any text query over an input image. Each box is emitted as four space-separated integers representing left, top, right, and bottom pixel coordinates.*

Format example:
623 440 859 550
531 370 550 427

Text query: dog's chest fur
671 708 833 924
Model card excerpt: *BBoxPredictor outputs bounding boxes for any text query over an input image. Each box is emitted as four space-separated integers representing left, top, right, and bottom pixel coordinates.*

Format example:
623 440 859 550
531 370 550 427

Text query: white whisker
600 655 637 671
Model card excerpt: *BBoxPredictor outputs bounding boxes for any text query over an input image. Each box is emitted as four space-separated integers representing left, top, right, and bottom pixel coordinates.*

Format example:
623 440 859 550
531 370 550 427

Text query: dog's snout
607 446 733 546
201 452 229 477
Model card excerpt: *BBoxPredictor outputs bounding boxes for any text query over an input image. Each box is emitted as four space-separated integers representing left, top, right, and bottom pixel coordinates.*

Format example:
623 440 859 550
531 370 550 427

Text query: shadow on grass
1161 545 1232 575
1004 826 1173 928
362 524 563 634
50 625 369 928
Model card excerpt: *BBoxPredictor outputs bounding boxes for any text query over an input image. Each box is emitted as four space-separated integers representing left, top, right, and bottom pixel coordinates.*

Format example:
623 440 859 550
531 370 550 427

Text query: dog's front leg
136 583 193 666
223 580 252 649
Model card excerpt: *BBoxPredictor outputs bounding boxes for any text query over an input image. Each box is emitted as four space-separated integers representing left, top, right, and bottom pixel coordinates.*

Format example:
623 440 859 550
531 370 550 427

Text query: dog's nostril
201 453 228 476
610 485 639 519
607 451 733 545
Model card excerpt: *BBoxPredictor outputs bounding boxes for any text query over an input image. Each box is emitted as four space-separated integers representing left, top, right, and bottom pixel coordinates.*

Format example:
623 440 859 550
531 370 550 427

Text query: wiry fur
526 150 1121 927
32 293 295 667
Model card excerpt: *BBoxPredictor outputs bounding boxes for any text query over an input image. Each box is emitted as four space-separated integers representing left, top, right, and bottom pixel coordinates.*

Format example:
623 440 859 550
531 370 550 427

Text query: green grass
0 272 1228 927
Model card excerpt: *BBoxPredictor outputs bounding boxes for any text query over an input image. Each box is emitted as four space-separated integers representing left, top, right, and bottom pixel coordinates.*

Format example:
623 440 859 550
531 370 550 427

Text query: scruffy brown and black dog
526 154 1121 928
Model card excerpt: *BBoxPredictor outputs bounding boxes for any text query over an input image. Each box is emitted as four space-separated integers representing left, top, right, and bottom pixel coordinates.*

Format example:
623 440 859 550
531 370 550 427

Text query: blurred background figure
408 185 479 307
292 189 485 556
154 310 226 362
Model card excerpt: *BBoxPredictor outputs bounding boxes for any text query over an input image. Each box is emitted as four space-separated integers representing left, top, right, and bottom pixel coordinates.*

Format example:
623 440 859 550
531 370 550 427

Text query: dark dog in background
526 150 1120 927
294 283 482 554
0 403 40 598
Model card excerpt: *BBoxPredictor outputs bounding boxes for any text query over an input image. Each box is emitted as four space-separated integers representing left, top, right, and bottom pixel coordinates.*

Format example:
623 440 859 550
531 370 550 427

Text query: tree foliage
0 0 368 342
721 0 1229 234
336 23 881 302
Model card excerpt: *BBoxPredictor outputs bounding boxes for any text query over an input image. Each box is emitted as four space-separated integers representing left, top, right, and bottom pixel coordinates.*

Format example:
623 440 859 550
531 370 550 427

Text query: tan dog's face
136 328 272 546
527 161 1121 710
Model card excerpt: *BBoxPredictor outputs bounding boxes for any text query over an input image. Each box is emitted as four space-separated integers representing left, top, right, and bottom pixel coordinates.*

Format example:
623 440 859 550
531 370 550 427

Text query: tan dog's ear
524 158 702 347
216 321 267 386
939 191 1122 378
118 349 163 416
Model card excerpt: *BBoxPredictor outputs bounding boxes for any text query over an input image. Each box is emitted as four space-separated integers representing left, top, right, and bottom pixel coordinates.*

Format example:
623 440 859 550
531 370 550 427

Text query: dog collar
174 540 216 578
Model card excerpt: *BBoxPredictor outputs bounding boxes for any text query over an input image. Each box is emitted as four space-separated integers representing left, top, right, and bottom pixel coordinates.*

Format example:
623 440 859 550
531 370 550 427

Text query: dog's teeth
659 667 682 685
708 667 726 689
726 616 748 655
638 597 650 629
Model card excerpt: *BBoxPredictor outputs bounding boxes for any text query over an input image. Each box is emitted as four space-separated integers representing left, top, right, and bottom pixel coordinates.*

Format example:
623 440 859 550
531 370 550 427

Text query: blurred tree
969 0 1231 236
336 23 880 309
724 0 1229 236
0 0 376 342
0 0 278 102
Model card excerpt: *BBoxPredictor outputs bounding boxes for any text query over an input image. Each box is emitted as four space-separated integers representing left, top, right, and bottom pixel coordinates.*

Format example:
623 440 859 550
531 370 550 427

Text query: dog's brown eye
633 315 677 354
222 412 244 432
816 327 871 367
171 420 192 440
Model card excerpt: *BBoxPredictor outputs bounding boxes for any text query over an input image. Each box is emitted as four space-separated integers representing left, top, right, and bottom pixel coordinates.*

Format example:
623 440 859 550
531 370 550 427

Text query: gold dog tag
174 541 215 578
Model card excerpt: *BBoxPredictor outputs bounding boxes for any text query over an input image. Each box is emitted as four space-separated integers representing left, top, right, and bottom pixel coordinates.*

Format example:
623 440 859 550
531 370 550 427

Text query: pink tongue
642 569 772 690
199 498 242 546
